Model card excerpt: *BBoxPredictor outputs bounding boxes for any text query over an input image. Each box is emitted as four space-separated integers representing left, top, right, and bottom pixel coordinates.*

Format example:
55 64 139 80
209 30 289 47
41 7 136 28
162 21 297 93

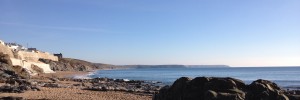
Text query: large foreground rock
0 53 30 79
153 77 292 100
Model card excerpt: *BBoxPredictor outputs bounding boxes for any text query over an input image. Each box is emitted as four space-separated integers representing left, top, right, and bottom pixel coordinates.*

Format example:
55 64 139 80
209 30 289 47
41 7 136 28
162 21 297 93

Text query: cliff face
0 41 56 75
0 44 14 58
0 53 30 79
17 51 58 62
40 58 99 71
39 58 121 71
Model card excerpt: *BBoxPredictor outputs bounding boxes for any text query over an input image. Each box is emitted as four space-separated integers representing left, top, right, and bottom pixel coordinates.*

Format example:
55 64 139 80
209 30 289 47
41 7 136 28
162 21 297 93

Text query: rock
204 90 218 100
0 96 24 100
49 78 59 82
246 79 288 100
31 64 44 73
0 52 13 66
0 85 32 93
204 78 239 91
115 79 130 82
154 77 192 100
153 77 291 100
30 86 41 91
5 78 18 85
11 66 30 79
73 84 81 86
39 58 100 71
81 82 87 86
225 77 246 89
218 92 243 100
287 95 300 100
43 83 60 88
0 53 29 79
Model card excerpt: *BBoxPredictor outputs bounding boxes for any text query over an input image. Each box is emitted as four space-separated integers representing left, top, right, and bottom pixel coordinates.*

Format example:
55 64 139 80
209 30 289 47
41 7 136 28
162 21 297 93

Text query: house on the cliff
27 48 37 52
5 43 26 51
1 39 57 75
54 53 63 59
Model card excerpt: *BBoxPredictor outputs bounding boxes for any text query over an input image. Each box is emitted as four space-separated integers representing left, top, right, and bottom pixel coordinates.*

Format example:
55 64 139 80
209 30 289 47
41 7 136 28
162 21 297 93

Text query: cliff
0 43 14 58
0 40 56 75
17 51 58 62
0 53 30 79
40 58 116 71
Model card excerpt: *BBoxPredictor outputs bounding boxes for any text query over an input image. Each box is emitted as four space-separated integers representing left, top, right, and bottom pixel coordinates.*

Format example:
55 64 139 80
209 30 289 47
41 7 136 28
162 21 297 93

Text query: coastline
0 88 151 100
34 71 91 79
1 68 299 100
0 71 153 100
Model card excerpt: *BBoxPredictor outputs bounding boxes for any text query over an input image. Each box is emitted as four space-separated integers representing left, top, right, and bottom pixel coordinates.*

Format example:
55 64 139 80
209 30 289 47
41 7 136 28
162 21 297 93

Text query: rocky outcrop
16 51 58 62
0 96 24 100
153 77 293 100
0 53 30 79
39 58 117 71
246 79 288 100
0 44 14 58
0 53 13 66
0 80 40 93
39 58 96 71
80 77 162 93
0 52 40 93
30 64 44 74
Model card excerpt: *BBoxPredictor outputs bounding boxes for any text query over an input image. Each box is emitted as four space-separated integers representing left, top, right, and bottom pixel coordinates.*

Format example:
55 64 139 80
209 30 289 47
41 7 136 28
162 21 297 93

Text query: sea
85 67 300 90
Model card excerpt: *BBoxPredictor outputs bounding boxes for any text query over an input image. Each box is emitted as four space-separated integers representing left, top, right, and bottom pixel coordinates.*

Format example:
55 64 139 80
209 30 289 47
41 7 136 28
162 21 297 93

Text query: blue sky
0 0 299 66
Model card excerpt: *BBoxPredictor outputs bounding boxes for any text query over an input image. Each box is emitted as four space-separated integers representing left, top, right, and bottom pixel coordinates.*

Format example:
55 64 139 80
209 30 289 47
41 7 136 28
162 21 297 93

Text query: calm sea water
88 67 300 89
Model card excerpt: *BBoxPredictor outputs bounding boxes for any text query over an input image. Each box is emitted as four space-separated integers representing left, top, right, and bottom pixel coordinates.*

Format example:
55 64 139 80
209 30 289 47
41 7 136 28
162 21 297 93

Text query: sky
0 0 299 67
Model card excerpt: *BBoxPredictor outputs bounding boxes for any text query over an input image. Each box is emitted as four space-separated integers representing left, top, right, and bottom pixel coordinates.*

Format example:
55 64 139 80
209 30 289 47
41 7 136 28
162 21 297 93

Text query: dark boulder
43 83 60 88
11 66 30 79
204 78 241 91
287 95 300 100
0 53 12 66
246 79 288 100
153 77 292 100
0 83 40 93
0 96 24 100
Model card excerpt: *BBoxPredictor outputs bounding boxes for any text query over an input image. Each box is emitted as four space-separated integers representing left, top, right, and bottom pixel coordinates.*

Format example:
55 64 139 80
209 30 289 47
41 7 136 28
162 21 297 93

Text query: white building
0 40 5 45
5 43 27 51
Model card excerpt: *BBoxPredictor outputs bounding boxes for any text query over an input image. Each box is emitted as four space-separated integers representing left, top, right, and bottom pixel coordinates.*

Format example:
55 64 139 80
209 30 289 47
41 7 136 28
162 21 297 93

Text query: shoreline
71 69 300 92
82 69 300 91
1 70 300 100
0 71 154 100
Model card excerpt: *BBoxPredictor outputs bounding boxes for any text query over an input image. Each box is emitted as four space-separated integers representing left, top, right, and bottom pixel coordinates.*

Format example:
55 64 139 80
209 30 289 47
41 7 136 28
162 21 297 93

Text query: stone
204 78 238 91
287 95 300 100
153 77 291 100
0 96 24 100
246 79 288 100
49 78 59 82
115 79 130 82
0 53 13 66
205 90 218 100
43 83 60 88
31 64 44 73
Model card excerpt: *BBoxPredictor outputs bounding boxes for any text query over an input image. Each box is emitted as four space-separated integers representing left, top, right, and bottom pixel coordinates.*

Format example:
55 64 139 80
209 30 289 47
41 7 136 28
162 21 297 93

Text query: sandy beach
0 88 151 100
0 71 152 100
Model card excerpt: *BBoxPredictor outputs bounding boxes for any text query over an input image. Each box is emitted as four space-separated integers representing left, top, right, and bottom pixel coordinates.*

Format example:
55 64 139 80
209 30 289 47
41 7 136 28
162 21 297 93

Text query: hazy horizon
1 0 299 67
